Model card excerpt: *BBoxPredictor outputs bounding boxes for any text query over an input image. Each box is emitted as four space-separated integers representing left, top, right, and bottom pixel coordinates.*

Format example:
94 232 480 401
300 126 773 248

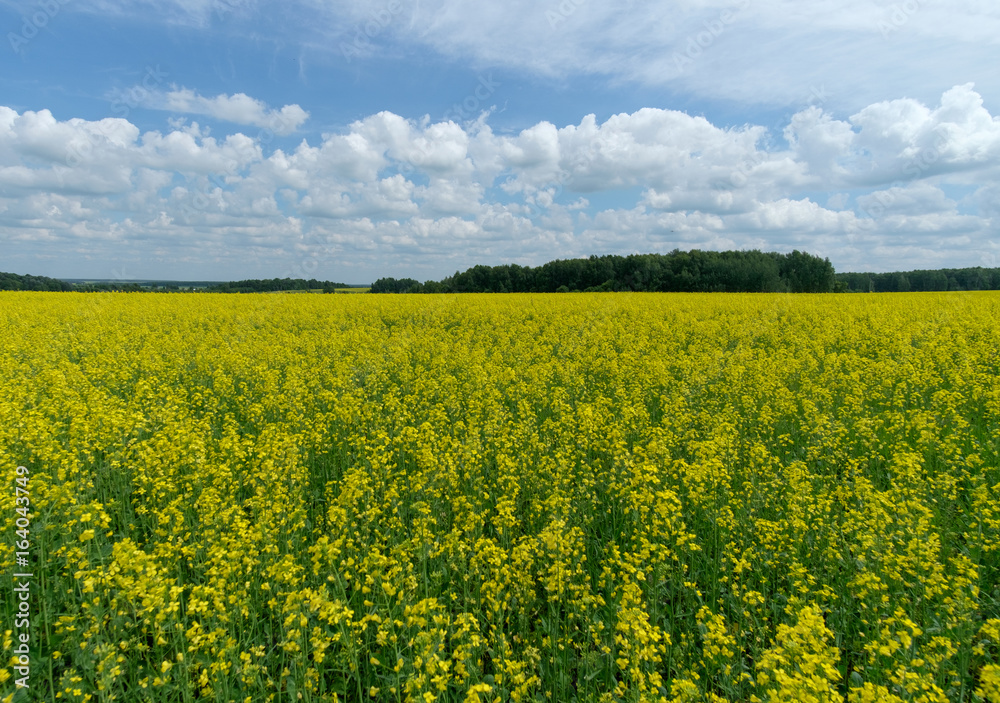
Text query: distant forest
5 253 1000 294
203 278 350 293
836 267 1000 292
373 250 838 293
0 271 74 291
373 251 1000 294
0 273 350 292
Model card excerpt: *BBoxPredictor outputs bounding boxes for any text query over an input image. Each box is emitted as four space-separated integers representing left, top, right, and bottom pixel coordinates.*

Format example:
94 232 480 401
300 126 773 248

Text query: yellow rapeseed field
1 291 999 702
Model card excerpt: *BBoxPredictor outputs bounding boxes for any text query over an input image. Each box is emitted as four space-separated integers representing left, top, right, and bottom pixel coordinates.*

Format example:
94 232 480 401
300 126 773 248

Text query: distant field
265 288 370 293
60 279 222 289
1 292 998 702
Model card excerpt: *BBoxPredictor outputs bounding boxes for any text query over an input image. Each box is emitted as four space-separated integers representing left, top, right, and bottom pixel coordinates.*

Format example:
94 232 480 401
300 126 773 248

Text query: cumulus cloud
856 184 957 218
1 85 999 279
848 83 1000 184
147 89 309 135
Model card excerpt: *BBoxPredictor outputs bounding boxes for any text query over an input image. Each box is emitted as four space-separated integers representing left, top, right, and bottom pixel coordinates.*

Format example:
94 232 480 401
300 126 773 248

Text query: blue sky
2 0 999 283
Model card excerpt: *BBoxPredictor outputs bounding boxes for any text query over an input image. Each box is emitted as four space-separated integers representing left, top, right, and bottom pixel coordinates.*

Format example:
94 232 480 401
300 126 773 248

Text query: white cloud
149 89 309 135
34 0 999 112
848 84 1000 183
856 184 957 218
2 85 999 279
309 0 1000 111
54 0 256 28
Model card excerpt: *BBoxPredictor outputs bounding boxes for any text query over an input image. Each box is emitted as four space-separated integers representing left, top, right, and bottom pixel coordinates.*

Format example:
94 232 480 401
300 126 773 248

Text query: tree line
0 271 74 291
203 278 351 293
373 250 838 294
835 267 1000 292
7 257 1000 294
0 273 351 293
